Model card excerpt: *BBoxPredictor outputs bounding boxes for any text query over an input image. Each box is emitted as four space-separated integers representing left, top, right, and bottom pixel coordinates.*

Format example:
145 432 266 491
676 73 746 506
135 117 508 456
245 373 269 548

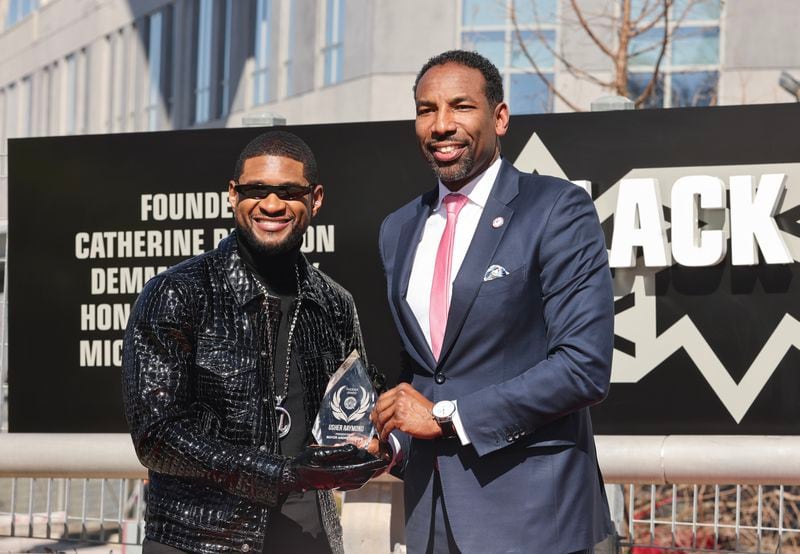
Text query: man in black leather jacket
123 131 386 554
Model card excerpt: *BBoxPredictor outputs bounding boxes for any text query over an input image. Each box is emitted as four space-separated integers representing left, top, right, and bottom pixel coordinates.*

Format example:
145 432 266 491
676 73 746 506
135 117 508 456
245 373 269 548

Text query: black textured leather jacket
122 233 368 554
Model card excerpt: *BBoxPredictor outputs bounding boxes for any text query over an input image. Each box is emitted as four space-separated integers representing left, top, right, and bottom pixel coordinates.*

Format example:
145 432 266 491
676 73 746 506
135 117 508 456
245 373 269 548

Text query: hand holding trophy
309 350 387 489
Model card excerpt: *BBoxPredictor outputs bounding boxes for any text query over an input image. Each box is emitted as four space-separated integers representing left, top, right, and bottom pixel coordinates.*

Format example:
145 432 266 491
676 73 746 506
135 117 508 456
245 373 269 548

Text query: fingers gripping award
312 350 377 449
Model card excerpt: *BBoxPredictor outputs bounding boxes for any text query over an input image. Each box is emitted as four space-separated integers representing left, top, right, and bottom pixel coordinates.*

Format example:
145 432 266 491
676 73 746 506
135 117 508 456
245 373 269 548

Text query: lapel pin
492 217 504 229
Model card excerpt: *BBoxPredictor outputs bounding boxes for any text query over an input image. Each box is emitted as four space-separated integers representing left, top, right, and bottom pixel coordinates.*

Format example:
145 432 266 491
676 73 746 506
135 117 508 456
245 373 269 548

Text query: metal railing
1 434 800 552
621 483 800 553
599 436 800 553
0 435 145 550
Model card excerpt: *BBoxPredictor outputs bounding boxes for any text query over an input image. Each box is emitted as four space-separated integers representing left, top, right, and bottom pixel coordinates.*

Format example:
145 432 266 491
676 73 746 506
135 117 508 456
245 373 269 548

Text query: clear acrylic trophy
312 350 376 449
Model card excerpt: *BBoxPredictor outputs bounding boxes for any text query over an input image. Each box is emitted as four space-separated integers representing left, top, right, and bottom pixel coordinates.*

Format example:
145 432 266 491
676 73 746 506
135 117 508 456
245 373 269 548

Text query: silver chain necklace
253 263 302 439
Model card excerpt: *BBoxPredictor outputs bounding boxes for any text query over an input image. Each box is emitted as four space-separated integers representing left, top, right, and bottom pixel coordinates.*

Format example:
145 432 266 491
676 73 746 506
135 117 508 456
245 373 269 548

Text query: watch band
437 418 457 438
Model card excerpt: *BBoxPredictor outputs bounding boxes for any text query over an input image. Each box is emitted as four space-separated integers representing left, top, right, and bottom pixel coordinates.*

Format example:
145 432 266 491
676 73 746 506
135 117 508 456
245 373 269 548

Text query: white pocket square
483 264 509 282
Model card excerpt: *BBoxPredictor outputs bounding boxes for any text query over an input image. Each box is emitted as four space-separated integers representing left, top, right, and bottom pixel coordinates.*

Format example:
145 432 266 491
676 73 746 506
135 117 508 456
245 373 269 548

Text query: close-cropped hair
233 130 319 183
414 49 504 107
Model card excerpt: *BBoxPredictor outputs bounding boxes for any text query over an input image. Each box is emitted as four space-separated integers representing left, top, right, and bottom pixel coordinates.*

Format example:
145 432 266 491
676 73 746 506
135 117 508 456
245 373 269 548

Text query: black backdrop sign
9 103 800 433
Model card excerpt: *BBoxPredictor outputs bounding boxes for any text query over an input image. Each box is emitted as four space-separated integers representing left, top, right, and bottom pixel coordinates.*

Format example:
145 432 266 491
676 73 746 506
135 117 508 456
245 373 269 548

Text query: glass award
312 350 376 449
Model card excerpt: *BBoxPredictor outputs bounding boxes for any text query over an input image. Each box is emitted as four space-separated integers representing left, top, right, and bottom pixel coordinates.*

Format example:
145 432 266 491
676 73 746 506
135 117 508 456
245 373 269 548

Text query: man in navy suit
372 50 615 553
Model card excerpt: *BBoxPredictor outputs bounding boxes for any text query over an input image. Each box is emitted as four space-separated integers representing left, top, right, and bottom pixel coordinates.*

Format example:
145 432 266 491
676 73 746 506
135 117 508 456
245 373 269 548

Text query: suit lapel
392 190 438 371
438 161 520 366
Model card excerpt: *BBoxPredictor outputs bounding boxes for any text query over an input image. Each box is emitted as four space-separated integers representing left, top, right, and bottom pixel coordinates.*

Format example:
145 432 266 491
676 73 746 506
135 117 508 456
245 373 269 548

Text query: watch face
433 401 455 419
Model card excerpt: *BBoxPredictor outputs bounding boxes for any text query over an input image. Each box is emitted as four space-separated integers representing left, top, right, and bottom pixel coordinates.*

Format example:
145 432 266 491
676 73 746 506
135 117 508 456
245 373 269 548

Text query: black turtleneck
236 234 330 553
236 233 308 456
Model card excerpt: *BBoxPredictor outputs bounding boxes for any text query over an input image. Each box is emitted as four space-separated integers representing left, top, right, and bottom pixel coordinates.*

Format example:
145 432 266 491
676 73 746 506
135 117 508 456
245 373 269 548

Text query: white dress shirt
404 157 502 446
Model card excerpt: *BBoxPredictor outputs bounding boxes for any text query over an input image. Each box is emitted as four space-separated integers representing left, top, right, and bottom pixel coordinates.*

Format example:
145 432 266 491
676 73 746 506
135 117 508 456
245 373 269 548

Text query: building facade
2 0 799 154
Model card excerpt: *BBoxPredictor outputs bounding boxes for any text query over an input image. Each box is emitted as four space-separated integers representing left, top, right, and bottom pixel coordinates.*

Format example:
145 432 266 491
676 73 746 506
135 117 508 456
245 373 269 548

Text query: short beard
424 150 475 186
236 221 305 258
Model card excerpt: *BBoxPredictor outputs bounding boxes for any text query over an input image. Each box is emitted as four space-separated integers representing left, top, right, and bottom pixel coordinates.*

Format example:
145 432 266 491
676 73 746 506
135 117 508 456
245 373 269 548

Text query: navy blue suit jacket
379 160 615 553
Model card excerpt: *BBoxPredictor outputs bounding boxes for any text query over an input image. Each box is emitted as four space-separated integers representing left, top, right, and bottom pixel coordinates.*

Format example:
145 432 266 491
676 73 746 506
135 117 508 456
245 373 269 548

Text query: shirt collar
434 156 502 211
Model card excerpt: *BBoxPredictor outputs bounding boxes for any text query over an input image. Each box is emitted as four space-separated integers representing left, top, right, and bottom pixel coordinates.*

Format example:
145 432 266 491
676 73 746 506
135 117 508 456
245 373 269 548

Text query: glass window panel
285 0 295 96
194 0 213 124
671 26 719 66
509 72 552 114
628 27 665 69
19 76 31 136
673 0 720 21
671 71 718 107
219 0 233 115
630 0 646 16
7 0 20 27
630 0 667 26
461 31 505 70
253 0 270 104
66 54 77 133
147 12 163 131
81 48 90 133
628 72 664 108
5 0 38 28
462 0 507 26
324 0 344 85
513 0 556 25
511 29 554 70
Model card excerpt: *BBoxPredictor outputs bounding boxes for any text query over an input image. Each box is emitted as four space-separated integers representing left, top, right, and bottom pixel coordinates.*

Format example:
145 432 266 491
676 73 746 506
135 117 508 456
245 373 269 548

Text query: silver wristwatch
432 400 457 438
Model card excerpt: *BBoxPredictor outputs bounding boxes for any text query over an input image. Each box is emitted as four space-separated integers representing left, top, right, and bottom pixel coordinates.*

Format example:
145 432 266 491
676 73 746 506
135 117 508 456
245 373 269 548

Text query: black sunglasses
234 183 316 201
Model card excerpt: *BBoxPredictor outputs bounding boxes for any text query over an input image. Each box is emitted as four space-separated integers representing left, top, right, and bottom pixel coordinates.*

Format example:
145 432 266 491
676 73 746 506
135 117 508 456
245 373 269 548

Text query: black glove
282 444 388 493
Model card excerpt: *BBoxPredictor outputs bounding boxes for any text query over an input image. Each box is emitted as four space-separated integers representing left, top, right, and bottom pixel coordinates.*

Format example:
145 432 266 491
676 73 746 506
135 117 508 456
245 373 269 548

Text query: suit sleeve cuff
452 400 471 446
387 432 402 472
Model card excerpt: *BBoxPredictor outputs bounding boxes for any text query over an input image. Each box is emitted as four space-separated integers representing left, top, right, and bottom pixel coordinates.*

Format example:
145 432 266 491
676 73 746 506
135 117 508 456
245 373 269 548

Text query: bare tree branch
509 0 612 89
504 0 718 111
631 0 670 36
509 19 584 112
634 0 670 107
569 0 616 59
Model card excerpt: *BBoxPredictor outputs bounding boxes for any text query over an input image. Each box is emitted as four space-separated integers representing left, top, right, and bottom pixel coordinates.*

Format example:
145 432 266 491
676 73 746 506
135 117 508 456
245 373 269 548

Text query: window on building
253 0 271 105
323 0 344 86
81 48 91 133
108 30 127 132
19 76 32 137
143 8 173 131
510 73 553 115
460 0 556 114
628 0 721 108
146 12 163 130
194 0 214 123
65 54 78 133
282 0 296 97
5 0 39 29
628 72 665 109
50 62 61 135
62 49 89 135
41 64 53 135
105 34 116 132
671 70 718 107
192 0 233 120
218 0 233 116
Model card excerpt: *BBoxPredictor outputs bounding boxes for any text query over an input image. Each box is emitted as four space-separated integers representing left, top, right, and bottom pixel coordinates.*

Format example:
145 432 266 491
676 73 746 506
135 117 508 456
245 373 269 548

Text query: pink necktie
429 193 468 361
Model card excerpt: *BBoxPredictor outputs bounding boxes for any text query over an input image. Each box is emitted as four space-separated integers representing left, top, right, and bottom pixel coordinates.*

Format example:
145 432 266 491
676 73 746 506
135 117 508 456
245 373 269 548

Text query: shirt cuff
451 400 471 446
387 432 402 472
